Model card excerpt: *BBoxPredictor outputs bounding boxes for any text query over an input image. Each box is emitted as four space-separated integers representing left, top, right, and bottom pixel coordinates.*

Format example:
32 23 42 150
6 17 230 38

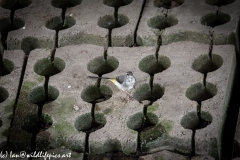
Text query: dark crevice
136 101 154 154
96 76 102 88
201 11 231 28
208 29 214 62
108 29 112 47
149 74 154 93
7 55 28 145
132 0 146 46
20 9 70 156
196 102 203 126
103 44 108 60
155 34 162 60
203 73 207 87
0 40 4 62
37 104 43 121
55 30 59 49
98 3 129 47
1 32 8 50
27 4 69 153
91 103 96 127
216 8 219 16
10 10 15 26
187 28 217 157
50 49 56 63
114 7 119 27
205 0 236 7
44 76 50 100
7 36 40 146
191 130 196 156
61 7 67 24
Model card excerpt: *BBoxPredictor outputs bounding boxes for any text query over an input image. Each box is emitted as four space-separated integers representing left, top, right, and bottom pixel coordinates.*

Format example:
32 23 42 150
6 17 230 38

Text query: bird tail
87 76 110 79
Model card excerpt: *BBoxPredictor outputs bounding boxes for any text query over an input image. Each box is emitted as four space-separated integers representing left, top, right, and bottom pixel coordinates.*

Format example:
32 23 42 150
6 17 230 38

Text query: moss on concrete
87 56 119 75
98 14 129 30
162 31 209 45
74 113 92 131
28 86 59 105
140 123 166 150
138 55 171 74
186 82 217 102
103 108 113 115
34 57 65 77
147 15 178 30
21 113 53 133
21 81 38 91
37 76 45 83
133 83 164 102
81 85 112 103
192 54 223 74
8 90 35 151
74 112 106 132
127 112 143 130
103 139 122 153
4 99 14 113
146 112 159 125
147 103 159 113
95 113 106 125
45 16 76 31
0 58 14 76
55 121 76 135
0 87 9 103
141 133 191 153
180 111 212 130
159 120 173 134
57 96 77 116
2 128 9 137
21 37 39 54
200 11 230 28
0 17 25 33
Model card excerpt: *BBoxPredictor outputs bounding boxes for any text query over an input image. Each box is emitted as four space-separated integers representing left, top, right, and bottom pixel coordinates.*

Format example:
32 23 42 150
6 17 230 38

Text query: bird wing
116 75 126 84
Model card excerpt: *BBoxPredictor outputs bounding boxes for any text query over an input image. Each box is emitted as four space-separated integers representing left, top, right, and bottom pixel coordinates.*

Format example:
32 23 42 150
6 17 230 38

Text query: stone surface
139 150 215 160
137 0 240 46
0 0 239 159
59 0 143 47
7 0 61 50
134 42 236 158
0 50 25 148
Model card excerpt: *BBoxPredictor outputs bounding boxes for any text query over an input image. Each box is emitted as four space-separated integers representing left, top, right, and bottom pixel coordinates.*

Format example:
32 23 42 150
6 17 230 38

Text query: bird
87 71 136 91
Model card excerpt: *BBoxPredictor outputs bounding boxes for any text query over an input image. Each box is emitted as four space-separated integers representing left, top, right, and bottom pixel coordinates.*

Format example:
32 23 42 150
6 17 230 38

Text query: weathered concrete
59 0 143 47
0 50 25 148
139 150 214 160
7 0 60 50
0 0 239 159
137 0 240 46
145 42 236 158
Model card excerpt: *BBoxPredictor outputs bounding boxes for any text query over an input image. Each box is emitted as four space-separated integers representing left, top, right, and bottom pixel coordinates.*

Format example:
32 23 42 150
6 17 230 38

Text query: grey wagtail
88 71 136 91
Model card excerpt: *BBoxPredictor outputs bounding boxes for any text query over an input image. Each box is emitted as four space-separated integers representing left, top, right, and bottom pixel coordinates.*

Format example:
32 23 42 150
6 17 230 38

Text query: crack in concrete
132 0 146 46
30 4 70 154
189 29 215 158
